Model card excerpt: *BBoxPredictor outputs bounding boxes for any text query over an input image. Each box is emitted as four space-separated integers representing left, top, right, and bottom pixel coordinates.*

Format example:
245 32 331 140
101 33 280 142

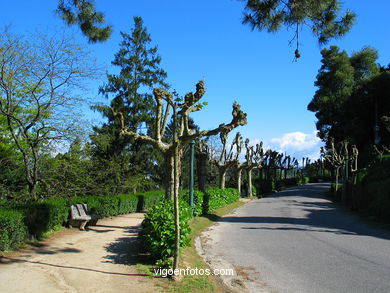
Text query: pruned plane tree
114 80 248 200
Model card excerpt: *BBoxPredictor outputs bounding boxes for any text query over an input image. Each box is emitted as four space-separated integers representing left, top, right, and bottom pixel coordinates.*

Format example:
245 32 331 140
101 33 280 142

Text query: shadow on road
218 183 390 241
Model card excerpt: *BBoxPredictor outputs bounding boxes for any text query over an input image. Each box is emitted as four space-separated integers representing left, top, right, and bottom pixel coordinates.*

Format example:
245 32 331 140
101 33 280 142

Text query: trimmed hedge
0 193 139 251
24 198 70 238
1 187 242 252
137 190 165 212
0 209 27 251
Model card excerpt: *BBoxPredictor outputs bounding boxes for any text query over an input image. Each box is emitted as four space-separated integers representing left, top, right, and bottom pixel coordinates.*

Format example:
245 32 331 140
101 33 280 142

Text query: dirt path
0 213 158 293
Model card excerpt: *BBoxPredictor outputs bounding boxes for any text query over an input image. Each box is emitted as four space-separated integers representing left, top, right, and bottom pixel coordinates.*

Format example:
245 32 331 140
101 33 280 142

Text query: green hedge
137 190 165 212
24 198 70 238
1 187 242 252
0 209 27 251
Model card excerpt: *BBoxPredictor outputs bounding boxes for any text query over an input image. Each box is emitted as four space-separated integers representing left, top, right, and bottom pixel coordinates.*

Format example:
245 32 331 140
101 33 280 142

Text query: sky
1 0 390 162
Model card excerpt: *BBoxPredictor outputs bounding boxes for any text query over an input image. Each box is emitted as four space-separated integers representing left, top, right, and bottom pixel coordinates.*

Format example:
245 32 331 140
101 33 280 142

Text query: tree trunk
248 168 253 197
28 181 37 200
164 154 175 200
219 167 226 189
172 104 180 273
173 142 180 272
237 168 242 196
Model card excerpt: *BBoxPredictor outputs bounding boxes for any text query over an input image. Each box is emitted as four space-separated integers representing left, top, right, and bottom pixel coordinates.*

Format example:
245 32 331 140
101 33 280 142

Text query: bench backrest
71 204 89 218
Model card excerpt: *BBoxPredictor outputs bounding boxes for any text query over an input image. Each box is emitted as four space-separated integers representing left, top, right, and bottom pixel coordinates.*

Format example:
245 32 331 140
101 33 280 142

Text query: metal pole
189 140 195 215
342 155 348 202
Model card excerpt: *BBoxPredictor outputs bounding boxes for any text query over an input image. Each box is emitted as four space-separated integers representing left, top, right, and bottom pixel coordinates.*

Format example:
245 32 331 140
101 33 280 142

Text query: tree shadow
0 257 148 276
217 183 390 240
103 225 155 266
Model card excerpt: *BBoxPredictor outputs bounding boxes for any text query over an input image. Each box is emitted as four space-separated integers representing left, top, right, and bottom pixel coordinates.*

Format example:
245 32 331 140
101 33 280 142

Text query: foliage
308 45 390 167
297 176 310 185
0 209 27 251
354 159 390 222
203 188 240 213
242 0 355 58
90 16 168 195
0 28 98 198
22 198 70 239
139 199 192 265
180 189 204 216
57 0 112 42
136 190 165 212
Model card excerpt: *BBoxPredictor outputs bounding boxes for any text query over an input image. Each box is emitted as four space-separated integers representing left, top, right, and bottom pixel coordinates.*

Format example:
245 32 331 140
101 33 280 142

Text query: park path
0 213 157 293
197 183 390 293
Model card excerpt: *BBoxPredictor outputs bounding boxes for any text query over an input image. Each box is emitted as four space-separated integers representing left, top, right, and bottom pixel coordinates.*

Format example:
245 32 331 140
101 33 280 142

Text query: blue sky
1 0 390 161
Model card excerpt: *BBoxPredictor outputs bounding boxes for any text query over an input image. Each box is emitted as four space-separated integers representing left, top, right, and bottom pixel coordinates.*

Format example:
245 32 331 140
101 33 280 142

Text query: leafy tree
91 16 168 194
307 45 355 142
308 45 390 166
0 28 98 199
0 115 25 197
241 0 355 58
57 0 112 42
39 139 94 197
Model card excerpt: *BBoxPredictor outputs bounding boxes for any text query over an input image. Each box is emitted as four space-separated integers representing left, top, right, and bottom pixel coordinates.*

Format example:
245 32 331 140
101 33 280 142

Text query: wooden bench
69 204 100 230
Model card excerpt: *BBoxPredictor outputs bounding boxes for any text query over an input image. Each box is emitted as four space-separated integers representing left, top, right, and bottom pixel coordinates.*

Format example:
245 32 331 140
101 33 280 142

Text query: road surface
197 183 390 293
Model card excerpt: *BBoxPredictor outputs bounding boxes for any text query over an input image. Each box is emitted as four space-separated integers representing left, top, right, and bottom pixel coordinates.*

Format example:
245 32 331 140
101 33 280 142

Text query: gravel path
0 213 157 293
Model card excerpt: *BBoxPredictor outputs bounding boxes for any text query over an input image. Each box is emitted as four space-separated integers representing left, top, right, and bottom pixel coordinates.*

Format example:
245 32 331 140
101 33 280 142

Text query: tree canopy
57 0 112 42
241 0 355 58
308 45 390 165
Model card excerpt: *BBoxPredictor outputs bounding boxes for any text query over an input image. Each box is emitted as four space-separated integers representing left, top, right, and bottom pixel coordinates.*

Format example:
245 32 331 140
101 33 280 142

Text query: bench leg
80 220 88 231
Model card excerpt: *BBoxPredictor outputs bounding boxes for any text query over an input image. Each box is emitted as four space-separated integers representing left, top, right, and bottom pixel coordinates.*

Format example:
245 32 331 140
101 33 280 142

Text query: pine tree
241 0 355 58
57 0 112 43
91 16 168 194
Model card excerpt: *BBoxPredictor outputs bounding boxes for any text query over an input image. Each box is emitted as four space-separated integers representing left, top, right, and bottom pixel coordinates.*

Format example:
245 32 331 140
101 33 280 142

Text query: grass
140 200 246 293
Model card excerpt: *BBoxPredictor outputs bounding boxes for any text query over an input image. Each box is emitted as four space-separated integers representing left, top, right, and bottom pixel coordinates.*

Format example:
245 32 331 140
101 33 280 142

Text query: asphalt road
198 183 390 293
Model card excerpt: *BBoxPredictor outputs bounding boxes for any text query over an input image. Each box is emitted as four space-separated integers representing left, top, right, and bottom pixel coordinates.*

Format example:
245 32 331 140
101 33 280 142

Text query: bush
203 188 240 213
297 176 310 185
357 160 390 221
0 209 27 251
139 199 192 265
179 189 204 216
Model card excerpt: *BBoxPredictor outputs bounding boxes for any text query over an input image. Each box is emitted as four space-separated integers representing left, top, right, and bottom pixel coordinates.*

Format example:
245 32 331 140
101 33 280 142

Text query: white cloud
268 131 323 160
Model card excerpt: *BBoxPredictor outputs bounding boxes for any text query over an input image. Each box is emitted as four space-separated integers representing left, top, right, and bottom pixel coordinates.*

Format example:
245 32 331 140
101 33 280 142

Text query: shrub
0 209 27 251
139 199 192 265
179 189 204 216
203 188 240 213
297 176 310 185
